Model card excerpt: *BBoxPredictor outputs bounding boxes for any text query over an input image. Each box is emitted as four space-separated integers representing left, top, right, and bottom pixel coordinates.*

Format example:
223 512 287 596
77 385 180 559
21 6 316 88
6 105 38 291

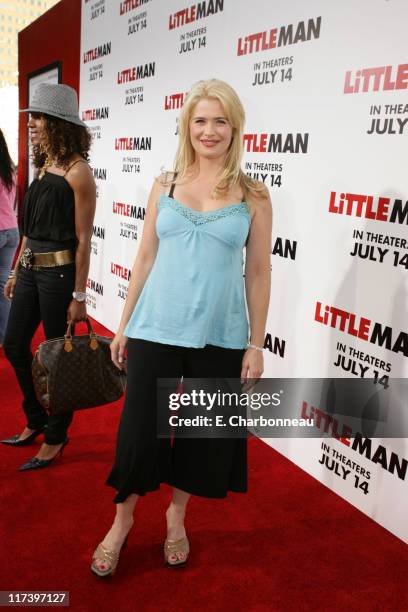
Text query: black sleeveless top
21 172 77 246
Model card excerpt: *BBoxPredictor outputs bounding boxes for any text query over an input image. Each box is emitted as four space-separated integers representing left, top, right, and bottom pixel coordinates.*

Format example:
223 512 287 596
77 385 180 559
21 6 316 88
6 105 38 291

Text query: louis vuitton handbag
31 318 126 415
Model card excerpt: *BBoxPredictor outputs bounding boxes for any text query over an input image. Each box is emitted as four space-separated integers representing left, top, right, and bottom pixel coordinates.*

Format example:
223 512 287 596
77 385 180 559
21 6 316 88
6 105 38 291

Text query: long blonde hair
172 79 265 200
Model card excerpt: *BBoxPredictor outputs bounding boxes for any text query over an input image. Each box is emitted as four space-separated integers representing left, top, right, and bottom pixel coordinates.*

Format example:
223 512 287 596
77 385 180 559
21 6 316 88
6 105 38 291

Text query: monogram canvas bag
31 318 126 415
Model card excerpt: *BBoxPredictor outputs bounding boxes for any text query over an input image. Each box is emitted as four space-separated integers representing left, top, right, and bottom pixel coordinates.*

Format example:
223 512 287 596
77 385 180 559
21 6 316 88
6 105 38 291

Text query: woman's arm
65 162 96 323
241 187 273 380
4 236 27 299
14 235 27 267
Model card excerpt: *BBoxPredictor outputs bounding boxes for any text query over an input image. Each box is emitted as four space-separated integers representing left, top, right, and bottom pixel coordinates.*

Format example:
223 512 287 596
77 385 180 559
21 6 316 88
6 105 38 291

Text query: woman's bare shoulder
250 180 270 198
245 180 271 217
155 169 177 186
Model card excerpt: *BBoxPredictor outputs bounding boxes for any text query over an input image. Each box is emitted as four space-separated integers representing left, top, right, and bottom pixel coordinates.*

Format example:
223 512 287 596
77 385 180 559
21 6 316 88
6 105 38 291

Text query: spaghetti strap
168 172 178 199
64 159 87 176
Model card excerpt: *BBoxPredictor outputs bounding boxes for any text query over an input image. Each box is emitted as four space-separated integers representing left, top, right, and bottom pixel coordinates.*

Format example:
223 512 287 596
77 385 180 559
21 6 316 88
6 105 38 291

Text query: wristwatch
72 291 87 302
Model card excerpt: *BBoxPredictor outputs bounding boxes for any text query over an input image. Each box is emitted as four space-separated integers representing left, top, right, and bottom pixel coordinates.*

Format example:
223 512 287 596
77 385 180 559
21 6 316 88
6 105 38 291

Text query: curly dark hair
31 112 92 170
0 128 15 191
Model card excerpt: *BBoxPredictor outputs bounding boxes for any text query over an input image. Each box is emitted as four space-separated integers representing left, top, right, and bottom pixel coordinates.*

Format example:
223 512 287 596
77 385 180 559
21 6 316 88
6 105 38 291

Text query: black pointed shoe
1 427 45 447
18 438 69 472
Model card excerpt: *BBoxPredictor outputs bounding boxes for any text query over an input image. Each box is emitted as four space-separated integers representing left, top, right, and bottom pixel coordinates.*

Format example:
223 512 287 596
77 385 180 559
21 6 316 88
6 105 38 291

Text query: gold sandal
91 536 128 578
164 536 190 567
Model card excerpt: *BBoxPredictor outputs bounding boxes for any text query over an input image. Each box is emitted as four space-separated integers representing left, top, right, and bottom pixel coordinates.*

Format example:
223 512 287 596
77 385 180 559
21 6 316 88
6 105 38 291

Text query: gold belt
20 247 75 270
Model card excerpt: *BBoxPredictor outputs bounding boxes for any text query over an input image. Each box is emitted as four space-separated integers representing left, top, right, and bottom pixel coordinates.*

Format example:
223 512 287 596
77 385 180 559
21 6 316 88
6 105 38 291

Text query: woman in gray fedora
1 83 96 470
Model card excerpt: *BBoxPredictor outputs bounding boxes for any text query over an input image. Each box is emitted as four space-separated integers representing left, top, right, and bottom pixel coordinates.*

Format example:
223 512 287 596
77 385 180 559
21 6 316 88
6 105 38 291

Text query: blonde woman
91 79 272 576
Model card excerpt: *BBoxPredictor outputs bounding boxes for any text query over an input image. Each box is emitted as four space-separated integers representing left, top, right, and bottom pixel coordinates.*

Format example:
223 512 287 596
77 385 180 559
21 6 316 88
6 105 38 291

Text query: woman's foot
1 426 45 446
18 427 39 441
34 442 66 461
165 503 187 563
18 439 69 471
92 518 134 574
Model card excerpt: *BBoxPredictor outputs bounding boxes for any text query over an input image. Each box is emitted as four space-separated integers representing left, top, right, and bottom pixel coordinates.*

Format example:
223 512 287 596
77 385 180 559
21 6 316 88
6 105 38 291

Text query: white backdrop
80 0 408 542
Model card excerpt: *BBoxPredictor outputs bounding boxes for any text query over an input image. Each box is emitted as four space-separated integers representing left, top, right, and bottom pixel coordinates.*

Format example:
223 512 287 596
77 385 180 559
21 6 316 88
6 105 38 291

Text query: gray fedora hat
20 83 86 127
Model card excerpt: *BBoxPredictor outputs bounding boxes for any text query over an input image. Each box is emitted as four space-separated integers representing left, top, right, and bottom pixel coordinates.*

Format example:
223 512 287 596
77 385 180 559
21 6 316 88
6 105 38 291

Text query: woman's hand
110 333 128 370
4 278 16 300
241 348 264 391
67 299 87 323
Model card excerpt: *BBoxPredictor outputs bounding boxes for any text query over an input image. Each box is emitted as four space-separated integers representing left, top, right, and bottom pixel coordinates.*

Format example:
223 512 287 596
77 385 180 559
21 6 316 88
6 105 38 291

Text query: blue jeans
0 227 19 343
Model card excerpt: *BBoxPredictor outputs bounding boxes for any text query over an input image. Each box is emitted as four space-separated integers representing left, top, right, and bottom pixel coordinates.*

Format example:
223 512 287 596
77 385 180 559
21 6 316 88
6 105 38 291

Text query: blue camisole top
124 187 251 349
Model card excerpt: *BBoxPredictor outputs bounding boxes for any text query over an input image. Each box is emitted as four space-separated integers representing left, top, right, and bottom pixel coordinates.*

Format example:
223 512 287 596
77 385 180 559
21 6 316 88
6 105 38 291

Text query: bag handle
64 317 98 352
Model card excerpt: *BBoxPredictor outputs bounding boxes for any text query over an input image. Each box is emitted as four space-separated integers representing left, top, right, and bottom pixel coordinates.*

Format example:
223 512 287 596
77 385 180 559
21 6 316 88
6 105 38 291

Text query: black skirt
106 339 248 502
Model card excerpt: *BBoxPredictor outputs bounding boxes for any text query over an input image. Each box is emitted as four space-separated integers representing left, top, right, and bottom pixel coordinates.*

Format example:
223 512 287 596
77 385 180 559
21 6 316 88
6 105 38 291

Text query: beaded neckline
158 194 250 227
159 193 250 214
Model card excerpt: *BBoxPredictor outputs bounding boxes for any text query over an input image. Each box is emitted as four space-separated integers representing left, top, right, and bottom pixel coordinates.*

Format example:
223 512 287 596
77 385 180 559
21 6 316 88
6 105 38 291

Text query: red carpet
1 319 407 612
